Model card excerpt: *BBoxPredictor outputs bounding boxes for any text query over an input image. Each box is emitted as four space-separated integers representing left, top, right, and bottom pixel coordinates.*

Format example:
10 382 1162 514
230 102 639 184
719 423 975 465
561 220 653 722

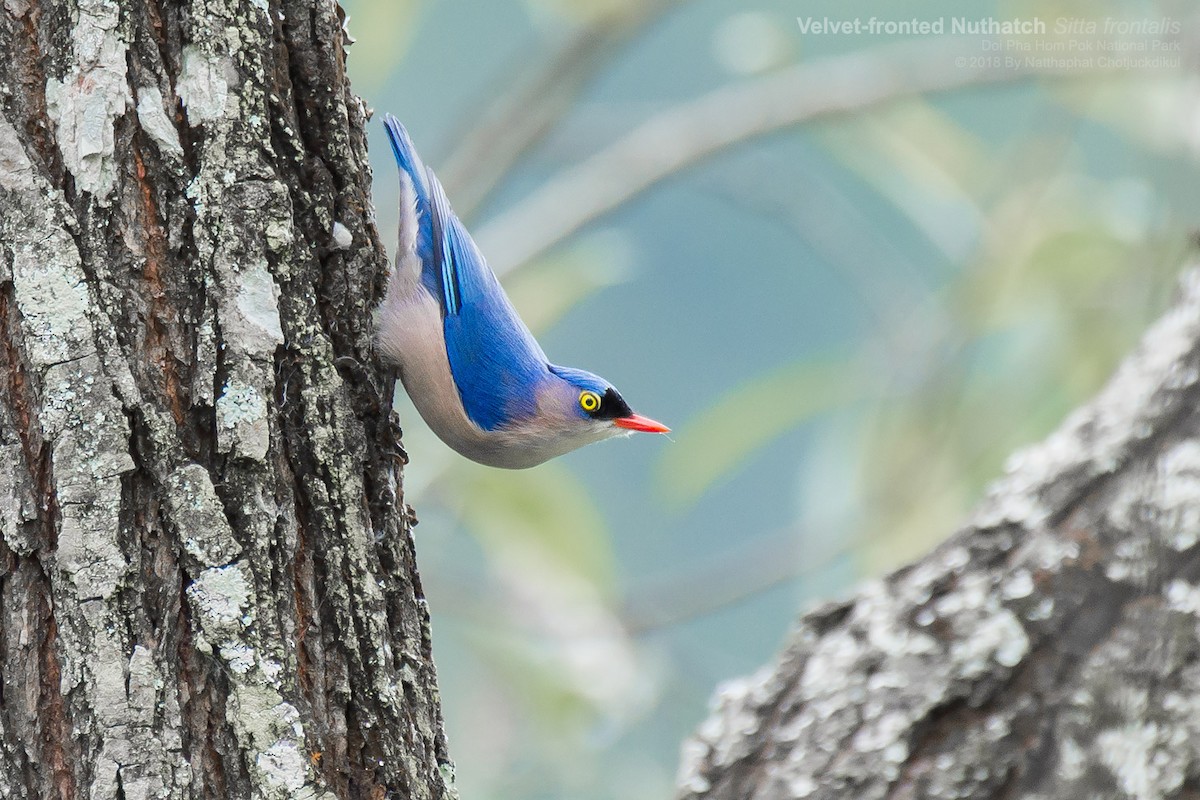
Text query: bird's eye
579 391 601 413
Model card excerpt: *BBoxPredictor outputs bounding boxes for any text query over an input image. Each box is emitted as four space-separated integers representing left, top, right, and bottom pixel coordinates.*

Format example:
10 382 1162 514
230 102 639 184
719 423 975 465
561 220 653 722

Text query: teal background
343 0 1197 796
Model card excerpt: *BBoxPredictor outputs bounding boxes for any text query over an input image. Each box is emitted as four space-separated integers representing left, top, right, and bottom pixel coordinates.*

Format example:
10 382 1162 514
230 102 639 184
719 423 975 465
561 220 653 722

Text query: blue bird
375 115 669 468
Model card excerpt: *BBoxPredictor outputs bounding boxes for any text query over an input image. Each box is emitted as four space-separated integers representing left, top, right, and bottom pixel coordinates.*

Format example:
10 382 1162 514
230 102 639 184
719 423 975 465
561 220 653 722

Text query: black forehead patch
594 387 633 420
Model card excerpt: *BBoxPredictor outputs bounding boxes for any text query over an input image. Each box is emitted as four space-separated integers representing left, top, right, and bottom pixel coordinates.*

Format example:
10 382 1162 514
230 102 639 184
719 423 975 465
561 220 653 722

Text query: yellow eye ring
579 391 601 413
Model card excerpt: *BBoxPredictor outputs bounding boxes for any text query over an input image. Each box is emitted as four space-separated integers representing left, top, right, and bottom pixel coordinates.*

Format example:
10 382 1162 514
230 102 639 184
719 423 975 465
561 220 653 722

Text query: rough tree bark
0 1 453 799
676 265 1200 800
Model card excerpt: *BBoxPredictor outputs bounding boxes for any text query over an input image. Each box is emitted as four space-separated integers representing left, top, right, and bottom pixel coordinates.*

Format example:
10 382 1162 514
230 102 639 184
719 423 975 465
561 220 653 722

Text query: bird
375 114 669 469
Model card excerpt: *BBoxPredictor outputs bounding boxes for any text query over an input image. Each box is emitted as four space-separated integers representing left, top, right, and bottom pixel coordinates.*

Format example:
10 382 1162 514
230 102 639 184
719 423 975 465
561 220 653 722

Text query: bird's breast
378 284 544 467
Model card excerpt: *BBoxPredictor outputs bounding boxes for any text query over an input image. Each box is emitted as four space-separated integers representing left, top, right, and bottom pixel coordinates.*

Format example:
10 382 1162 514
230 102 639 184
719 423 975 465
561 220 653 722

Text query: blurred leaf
853 102 990 193
452 465 648 745
711 11 795 76
1060 77 1198 155
657 360 860 509
820 102 988 262
505 231 632 333
457 461 616 591
521 0 639 23
466 626 604 735
344 0 421 93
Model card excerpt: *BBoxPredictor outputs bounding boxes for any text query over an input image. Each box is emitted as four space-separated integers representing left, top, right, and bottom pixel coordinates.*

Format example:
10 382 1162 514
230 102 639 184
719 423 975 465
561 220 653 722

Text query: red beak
613 413 670 434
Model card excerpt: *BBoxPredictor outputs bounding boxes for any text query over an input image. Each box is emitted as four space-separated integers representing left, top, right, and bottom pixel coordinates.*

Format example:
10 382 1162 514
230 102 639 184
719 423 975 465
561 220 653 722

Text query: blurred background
341 0 1200 796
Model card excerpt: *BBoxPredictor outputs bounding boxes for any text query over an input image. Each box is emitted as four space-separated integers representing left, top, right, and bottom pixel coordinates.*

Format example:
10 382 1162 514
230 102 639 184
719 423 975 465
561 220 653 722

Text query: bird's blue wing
382 115 442 303
426 167 549 431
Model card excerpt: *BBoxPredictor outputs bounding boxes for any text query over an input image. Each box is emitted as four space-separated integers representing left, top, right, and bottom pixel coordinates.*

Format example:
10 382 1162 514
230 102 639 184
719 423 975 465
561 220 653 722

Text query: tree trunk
0 1 453 799
676 265 1200 800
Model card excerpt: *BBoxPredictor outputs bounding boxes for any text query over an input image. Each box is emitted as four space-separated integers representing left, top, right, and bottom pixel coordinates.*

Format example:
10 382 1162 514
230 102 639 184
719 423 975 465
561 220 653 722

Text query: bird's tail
382 113 437 290
383 114 430 205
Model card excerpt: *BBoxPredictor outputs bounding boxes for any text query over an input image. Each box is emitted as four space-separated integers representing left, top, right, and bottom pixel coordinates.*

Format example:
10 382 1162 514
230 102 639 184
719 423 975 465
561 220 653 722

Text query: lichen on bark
0 0 453 798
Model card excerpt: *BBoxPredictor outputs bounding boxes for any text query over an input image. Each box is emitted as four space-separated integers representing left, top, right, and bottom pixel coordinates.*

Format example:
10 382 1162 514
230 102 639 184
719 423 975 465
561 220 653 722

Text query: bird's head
546 364 669 434
501 364 668 464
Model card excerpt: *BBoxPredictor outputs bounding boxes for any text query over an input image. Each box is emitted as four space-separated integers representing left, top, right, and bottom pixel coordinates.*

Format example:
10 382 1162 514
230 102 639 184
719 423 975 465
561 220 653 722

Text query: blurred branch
477 38 1125 276
703 172 935 329
621 527 849 635
438 0 688 220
